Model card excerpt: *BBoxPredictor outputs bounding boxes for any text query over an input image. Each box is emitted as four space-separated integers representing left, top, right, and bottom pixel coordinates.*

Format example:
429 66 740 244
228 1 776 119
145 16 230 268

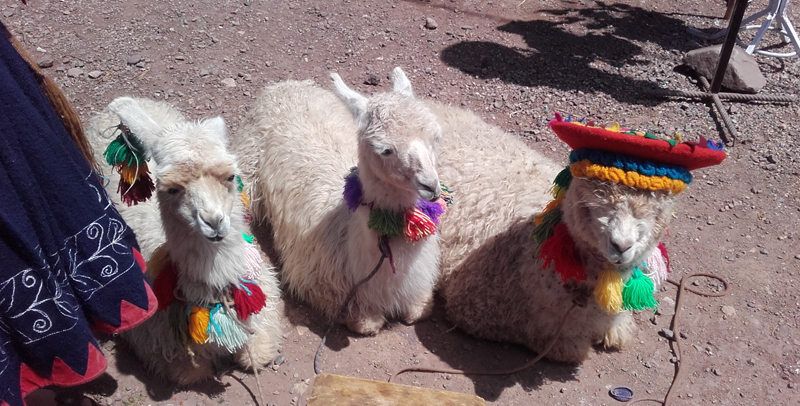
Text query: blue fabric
569 148 693 183
0 25 151 406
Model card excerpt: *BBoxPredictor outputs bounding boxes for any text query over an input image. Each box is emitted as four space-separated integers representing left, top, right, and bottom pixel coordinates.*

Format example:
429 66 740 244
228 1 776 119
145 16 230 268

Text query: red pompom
232 280 267 321
539 223 587 283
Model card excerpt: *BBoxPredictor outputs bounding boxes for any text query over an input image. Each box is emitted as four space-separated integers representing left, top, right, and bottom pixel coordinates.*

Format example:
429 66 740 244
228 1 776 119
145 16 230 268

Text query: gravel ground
3 0 799 405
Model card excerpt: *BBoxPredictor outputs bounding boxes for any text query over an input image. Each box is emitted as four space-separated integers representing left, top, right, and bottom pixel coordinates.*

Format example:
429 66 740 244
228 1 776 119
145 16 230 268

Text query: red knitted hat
549 113 726 171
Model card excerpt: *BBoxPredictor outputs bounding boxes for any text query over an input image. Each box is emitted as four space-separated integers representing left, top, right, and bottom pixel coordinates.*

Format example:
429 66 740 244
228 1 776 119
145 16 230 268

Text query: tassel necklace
149 235 268 353
343 167 452 242
533 167 669 314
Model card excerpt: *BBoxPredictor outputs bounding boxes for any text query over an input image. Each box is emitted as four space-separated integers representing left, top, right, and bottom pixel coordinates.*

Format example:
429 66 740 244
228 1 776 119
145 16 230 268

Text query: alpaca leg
344 302 385 336
235 311 282 370
603 311 636 350
402 290 434 325
166 350 216 386
539 334 593 364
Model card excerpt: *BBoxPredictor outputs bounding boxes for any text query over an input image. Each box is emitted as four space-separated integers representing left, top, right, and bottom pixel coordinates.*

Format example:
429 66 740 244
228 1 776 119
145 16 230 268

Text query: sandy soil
3 0 799 405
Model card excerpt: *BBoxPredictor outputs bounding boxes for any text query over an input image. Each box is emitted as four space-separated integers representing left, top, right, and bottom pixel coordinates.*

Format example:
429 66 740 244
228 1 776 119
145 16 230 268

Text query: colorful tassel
188 306 210 344
167 301 188 344
552 166 573 198
232 278 267 321
416 199 445 226
594 267 624 314
657 242 670 271
404 207 437 242
539 223 587 283
532 208 562 244
343 167 363 212
439 182 454 206
104 126 155 206
206 304 249 352
644 247 669 287
367 208 404 238
621 268 658 311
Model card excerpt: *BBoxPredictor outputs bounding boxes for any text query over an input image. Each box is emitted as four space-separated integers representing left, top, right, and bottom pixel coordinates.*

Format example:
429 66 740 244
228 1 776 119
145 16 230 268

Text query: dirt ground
3 0 800 405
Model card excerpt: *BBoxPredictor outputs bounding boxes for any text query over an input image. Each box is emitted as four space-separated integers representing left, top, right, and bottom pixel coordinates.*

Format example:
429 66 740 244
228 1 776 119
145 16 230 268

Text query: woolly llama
434 110 725 363
234 68 447 335
87 97 282 385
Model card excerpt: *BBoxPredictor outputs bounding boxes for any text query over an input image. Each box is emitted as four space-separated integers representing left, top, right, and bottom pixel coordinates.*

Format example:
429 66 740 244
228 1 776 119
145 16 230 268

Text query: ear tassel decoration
621 268 658 311
405 207 437 242
206 304 249 352
232 278 267 321
236 175 252 223
104 124 155 206
594 267 624 314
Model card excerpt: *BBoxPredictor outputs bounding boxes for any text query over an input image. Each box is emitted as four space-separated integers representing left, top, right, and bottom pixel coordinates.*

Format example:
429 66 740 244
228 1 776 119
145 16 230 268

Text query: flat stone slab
308 374 486 406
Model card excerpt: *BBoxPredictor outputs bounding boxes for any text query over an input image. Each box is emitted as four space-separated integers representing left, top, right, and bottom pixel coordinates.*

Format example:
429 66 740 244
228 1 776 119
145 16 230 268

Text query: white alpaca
433 105 678 363
234 68 444 335
87 97 282 385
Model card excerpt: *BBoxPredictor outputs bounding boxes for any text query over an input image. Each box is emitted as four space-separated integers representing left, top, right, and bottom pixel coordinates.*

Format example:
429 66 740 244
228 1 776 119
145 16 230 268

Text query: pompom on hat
548 112 726 193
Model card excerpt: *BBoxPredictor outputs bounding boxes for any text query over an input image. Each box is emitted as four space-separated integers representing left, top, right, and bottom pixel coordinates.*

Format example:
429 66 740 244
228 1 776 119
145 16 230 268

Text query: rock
135 61 146 68
656 296 676 316
713 367 722 376
721 305 736 316
220 78 237 87
424 18 438 30
73 61 85 67
683 45 767 93
66 68 84 77
37 57 54 68
200 68 210 76
295 325 308 335
660 328 675 340
125 55 142 65
88 70 103 79
364 73 381 86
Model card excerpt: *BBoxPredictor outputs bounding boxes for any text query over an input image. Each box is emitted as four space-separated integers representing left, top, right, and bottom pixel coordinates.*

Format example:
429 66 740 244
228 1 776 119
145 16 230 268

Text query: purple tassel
343 168 363 212
416 198 445 225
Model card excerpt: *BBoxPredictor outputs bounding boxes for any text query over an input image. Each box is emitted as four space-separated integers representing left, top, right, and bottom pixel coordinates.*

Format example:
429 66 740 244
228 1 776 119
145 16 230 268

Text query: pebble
789 382 797 389
721 305 736 316
66 67 84 77
37 57 54 68
424 17 438 30
221 78 237 87
713 367 722 376
135 61 146 68
794 254 800 260
660 328 675 340
88 70 103 79
364 73 380 86
126 55 142 65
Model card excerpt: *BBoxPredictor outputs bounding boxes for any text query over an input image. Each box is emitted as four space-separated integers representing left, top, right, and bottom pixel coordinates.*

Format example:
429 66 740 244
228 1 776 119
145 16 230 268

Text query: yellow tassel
188 306 210 344
594 268 624 314
240 190 250 206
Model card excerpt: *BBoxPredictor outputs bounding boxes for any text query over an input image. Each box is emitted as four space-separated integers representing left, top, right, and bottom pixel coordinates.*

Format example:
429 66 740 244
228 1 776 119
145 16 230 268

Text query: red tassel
152 261 179 311
404 207 436 242
657 242 670 272
232 280 267 321
539 223 587 283
118 173 155 206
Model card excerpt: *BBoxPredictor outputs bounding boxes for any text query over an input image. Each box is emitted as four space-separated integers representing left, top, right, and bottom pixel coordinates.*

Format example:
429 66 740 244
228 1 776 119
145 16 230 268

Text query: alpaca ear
204 116 229 145
108 97 162 152
331 72 369 127
390 67 414 97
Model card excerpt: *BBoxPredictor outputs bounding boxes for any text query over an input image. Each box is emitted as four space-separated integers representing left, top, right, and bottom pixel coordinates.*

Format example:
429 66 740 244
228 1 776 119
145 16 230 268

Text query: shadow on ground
437 1 715 104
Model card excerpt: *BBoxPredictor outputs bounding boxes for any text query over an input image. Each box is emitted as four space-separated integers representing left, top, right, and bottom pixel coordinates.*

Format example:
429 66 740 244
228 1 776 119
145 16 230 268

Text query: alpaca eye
227 175 235 182
167 188 180 195
380 149 393 156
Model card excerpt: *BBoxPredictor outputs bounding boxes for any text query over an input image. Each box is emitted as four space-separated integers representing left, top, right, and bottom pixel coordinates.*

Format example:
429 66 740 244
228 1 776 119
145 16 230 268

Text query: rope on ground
314 235 392 375
629 272 730 405
388 303 578 382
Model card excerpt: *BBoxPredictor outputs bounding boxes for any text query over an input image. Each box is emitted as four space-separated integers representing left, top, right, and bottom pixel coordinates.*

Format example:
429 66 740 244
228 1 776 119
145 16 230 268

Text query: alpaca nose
200 210 228 238
418 181 441 202
611 239 633 254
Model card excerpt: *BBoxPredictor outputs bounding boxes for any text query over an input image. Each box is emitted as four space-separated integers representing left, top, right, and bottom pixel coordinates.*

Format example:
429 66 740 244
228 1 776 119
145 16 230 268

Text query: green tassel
168 301 188 345
367 208 404 238
552 166 573 197
622 268 658 311
206 304 249 353
242 233 254 244
103 130 148 167
532 208 562 244
236 175 244 193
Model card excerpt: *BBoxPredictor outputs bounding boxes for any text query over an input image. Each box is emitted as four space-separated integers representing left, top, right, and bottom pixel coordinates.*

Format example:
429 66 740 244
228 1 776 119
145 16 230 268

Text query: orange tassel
188 306 210 344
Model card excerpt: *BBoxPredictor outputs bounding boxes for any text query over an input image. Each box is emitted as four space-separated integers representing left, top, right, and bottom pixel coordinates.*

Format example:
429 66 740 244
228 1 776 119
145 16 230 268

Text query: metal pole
710 0 751 92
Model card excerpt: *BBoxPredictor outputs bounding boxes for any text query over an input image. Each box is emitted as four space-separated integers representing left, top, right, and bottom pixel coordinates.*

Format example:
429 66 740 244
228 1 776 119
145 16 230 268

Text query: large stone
308 374 485 405
683 45 766 94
